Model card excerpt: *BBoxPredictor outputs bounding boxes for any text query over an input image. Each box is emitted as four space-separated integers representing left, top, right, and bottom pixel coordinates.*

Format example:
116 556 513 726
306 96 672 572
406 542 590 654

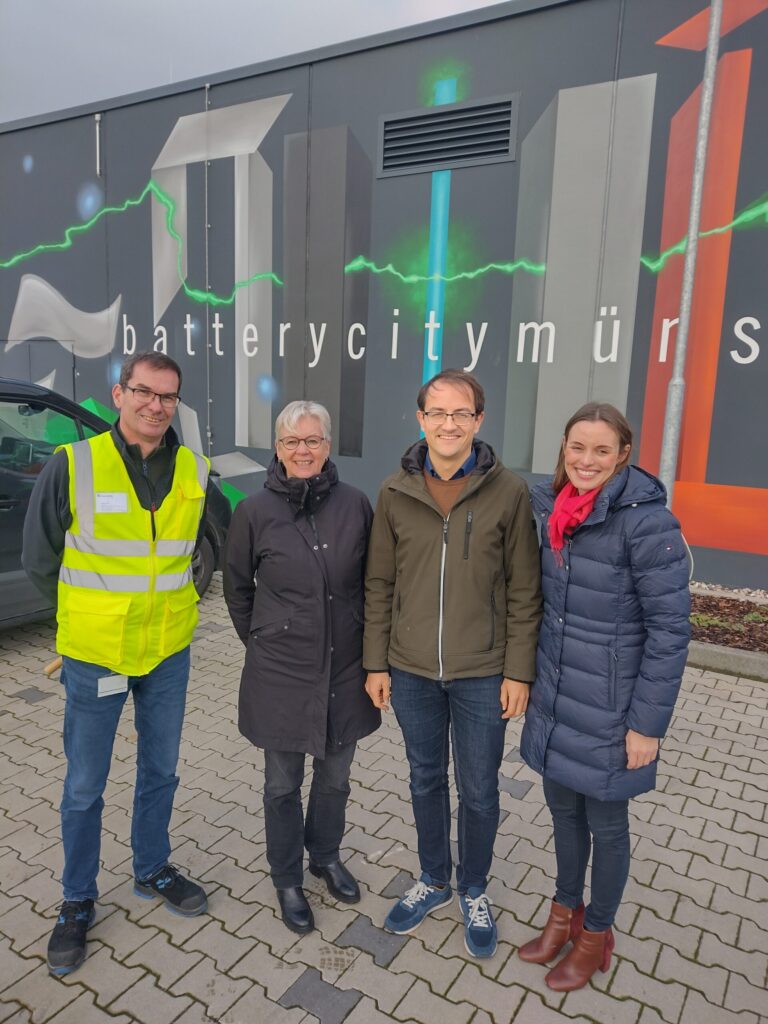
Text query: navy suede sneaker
384 872 453 934
460 888 497 958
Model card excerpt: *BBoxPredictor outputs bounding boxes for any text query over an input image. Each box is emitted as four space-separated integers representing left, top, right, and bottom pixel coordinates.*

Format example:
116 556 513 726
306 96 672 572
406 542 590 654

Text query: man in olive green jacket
364 369 541 958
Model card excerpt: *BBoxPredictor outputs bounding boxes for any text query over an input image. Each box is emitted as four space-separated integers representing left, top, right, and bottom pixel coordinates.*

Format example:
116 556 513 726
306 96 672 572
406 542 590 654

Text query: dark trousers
390 668 507 893
543 776 631 931
263 741 357 889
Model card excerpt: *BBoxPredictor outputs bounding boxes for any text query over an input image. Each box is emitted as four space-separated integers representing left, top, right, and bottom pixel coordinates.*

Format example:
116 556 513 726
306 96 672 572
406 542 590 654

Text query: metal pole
658 0 723 507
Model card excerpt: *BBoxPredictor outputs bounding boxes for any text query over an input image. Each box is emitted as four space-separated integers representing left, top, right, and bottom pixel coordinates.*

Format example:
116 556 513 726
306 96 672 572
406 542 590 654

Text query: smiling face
276 414 331 479
416 380 484 471
112 364 180 454
562 419 631 494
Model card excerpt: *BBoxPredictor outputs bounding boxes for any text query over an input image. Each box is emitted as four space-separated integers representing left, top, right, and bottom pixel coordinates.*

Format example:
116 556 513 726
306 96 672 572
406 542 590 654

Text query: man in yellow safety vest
23 352 211 976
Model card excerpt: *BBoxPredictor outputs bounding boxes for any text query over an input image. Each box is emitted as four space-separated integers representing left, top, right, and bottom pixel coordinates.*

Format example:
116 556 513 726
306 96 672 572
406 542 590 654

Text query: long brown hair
552 402 633 493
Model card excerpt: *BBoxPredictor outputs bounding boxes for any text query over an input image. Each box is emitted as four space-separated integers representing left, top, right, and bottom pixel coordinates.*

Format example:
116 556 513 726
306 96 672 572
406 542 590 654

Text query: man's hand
500 678 529 719
625 729 658 769
365 671 391 711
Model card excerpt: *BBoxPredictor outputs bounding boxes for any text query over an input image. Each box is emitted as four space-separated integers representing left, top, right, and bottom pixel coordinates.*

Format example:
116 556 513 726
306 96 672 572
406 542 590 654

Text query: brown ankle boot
544 925 615 991
517 900 585 964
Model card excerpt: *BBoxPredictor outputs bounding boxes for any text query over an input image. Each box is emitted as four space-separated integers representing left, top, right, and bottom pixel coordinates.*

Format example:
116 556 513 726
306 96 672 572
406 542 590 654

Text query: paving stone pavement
1 574 767 1024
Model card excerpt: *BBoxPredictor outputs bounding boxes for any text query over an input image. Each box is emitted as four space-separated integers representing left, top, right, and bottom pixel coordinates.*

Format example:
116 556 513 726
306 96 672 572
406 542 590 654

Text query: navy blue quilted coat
520 466 691 801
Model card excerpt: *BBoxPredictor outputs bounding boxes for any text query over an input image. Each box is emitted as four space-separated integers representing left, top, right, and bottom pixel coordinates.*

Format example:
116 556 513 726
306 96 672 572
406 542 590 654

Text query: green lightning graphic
640 193 768 273
2 182 768 289
0 180 283 302
343 255 546 282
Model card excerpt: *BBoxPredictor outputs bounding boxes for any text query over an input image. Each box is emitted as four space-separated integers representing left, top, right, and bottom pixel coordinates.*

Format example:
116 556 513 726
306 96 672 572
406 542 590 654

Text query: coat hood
400 437 497 476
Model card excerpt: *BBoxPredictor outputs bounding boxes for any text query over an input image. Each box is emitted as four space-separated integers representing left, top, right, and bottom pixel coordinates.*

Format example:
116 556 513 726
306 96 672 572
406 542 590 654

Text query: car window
0 400 82 476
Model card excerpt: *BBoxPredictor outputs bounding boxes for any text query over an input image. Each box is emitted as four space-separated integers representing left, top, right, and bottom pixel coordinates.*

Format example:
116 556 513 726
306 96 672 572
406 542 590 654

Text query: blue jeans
543 777 630 931
263 741 357 889
60 648 190 901
390 669 507 892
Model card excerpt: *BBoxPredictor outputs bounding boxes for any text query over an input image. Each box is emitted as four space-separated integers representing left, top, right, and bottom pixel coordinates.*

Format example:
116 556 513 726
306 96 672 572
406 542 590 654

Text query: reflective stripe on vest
59 566 193 592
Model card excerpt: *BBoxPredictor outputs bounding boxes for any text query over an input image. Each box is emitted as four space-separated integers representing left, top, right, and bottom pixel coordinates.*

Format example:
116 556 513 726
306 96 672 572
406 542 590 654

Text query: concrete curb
687 640 768 683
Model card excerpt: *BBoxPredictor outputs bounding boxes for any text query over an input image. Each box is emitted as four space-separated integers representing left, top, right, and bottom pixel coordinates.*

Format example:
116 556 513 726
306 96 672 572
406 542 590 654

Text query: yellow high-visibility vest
56 430 209 676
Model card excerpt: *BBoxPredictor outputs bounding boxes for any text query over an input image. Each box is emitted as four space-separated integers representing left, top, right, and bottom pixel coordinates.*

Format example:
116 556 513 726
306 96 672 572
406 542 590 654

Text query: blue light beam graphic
422 77 457 384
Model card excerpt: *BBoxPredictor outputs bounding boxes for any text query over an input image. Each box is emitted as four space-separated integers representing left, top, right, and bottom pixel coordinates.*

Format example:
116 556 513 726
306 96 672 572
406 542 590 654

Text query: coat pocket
60 591 132 666
250 618 291 640
161 586 200 658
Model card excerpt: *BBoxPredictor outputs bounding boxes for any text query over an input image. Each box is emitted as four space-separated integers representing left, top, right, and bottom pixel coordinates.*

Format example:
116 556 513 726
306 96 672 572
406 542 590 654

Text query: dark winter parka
223 456 381 759
520 466 691 801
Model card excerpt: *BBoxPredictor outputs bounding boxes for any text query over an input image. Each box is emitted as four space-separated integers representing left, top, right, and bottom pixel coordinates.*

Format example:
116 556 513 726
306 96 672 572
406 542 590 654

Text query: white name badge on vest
95 491 129 513
97 674 129 697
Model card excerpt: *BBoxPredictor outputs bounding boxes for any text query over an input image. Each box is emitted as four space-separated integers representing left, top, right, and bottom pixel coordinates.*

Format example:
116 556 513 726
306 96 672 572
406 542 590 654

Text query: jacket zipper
490 590 497 649
463 509 473 559
438 516 449 679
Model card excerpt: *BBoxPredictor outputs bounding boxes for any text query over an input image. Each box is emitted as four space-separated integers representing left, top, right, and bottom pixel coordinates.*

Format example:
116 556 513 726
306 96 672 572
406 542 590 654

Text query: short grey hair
275 400 332 441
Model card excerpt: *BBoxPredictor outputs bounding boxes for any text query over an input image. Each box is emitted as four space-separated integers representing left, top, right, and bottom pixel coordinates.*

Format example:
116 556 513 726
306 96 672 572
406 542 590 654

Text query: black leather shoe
308 860 361 904
276 886 315 934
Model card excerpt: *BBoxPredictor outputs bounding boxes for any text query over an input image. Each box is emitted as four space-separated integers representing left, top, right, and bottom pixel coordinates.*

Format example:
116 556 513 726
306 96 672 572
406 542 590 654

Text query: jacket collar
390 438 500 511
110 421 178 463
264 453 339 513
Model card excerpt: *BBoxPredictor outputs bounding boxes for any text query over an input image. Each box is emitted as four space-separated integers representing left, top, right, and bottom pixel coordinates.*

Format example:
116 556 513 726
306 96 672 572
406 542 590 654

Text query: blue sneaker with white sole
460 888 497 958
134 863 207 916
384 872 453 934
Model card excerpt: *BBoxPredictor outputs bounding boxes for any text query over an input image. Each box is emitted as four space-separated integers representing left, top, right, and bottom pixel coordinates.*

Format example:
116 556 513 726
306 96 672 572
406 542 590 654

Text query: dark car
0 378 231 628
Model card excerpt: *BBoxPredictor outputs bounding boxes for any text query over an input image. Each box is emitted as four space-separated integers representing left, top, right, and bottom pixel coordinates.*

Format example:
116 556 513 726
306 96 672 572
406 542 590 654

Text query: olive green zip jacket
363 439 542 682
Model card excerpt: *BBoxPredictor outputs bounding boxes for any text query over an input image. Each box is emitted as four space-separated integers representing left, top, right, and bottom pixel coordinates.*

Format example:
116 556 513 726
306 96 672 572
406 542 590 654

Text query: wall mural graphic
1 0 767 584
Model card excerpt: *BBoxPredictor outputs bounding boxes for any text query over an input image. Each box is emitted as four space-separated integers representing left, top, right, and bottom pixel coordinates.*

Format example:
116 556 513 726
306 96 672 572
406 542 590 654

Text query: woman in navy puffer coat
519 403 690 992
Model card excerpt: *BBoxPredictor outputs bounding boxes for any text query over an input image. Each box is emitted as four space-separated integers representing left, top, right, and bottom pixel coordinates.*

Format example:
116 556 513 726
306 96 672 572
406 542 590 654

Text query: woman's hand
500 678 529 719
365 672 391 711
625 729 659 769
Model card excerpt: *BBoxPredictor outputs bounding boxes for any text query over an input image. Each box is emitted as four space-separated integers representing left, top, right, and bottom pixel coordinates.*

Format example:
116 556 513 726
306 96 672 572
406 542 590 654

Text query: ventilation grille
379 96 517 177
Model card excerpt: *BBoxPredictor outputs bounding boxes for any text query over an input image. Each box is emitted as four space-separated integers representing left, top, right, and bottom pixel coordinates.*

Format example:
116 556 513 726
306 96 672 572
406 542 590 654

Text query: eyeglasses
277 435 326 451
124 385 180 408
421 409 477 425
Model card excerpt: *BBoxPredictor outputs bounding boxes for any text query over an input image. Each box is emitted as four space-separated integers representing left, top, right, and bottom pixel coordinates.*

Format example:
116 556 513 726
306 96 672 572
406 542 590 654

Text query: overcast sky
1 0 513 125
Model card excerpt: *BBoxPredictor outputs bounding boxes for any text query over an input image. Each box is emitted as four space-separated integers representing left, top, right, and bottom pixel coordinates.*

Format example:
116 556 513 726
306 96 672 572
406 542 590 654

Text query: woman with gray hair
223 400 380 934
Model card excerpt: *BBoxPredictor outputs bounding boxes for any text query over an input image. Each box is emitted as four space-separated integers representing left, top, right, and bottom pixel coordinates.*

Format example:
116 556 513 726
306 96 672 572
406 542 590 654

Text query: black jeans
543 776 630 931
263 741 357 889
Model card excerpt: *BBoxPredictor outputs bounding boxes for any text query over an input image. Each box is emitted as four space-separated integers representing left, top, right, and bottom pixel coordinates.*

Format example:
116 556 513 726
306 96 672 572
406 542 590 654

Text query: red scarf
548 482 600 563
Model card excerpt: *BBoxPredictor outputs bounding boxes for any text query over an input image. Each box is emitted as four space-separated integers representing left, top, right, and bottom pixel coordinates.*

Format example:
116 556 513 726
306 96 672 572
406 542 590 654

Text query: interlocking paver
171 953 253 1018
124 932 205 988
1 963 86 1024
723 971 768 1017
58 942 147 1007
655 945 728 1005
697 931 767 990
448 962 526 1023
610 961 687 1024
278 965 362 1024
108 973 193 1023
392 978 475 1024
181 918 256 972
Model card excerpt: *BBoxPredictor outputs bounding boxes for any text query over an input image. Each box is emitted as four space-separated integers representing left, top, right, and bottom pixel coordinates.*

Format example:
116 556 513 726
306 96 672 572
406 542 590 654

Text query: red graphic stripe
657 0 768 51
